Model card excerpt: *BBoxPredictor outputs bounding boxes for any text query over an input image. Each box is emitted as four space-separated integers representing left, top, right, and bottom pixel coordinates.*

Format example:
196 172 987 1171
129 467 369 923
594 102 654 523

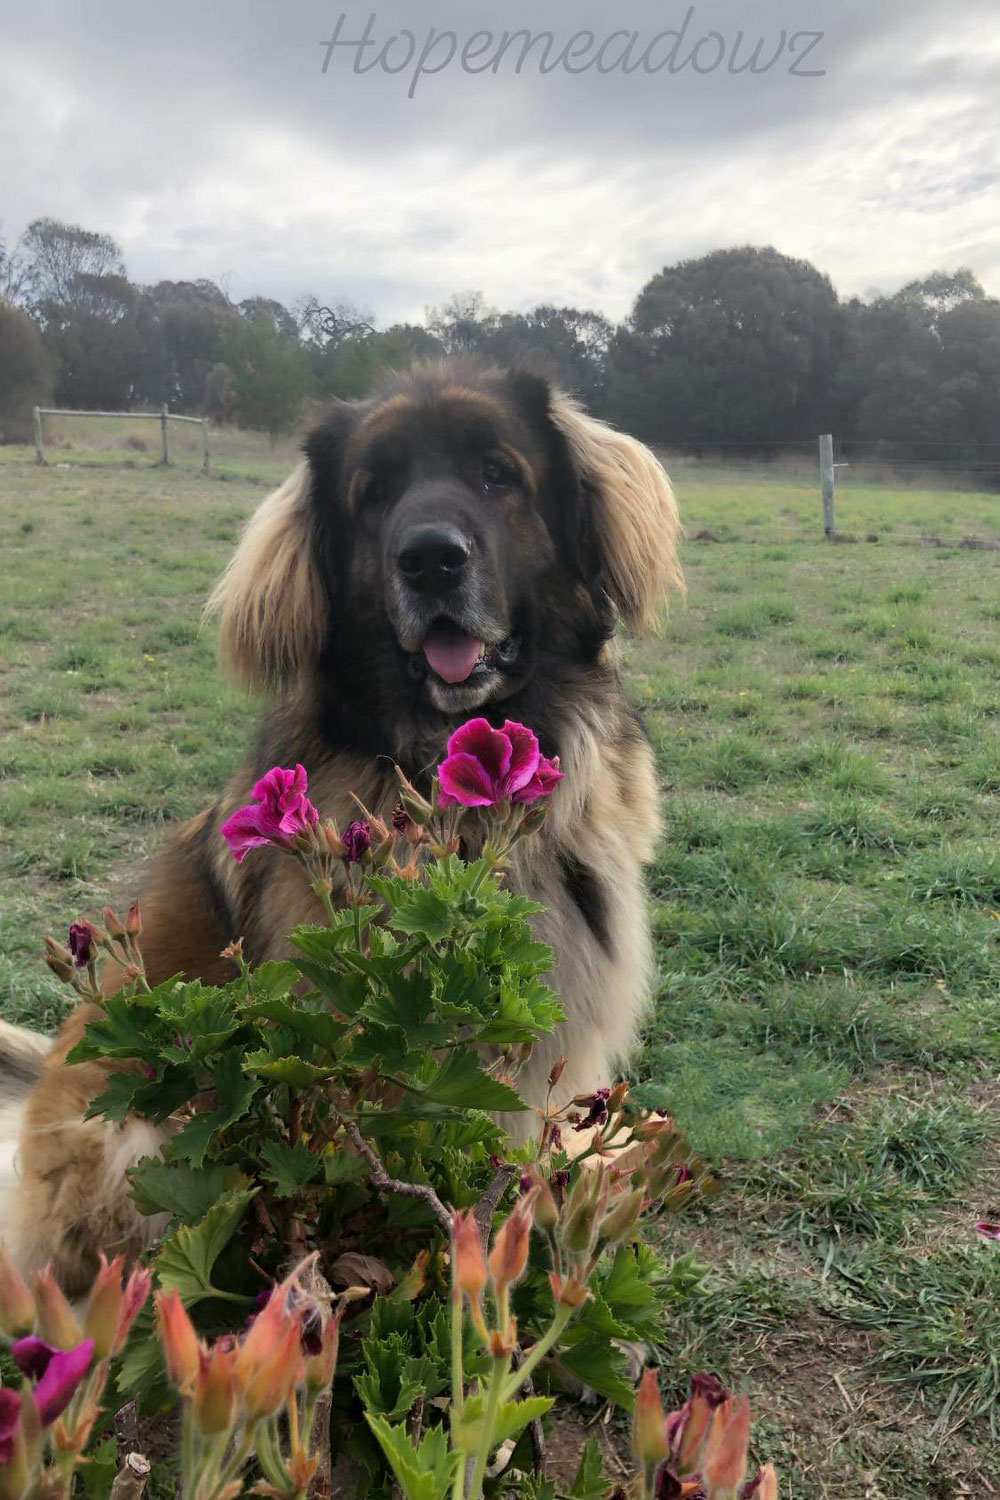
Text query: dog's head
208 361 682 730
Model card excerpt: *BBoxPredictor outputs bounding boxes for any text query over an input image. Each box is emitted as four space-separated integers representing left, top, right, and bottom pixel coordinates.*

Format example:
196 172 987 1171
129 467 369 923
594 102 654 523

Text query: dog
0 359 682 1293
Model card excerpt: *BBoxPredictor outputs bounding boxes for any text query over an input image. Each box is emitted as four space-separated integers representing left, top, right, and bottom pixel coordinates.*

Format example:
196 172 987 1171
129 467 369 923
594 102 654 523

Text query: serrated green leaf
245 996 349 1053
364 1414 457 1500
85 1066 194 1126
128 1158 252 1223
569 1434 608 1499
166 1051 261 1168
371 881 454 943
154 1188 256 1305
453 1393 554 1452
260 1138 322 1197
556 1335 634 1408
423 1049 526 1112
244 1052 334 1087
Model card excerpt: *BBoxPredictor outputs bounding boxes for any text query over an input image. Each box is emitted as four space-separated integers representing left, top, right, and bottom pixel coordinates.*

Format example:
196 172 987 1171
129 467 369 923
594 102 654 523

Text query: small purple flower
300 1307 324 1357
573 1087 611 1132
0 1388 21 1463
32 1338 94 1425
975 1221 1000 1242
391 802 411 834
68 921 96 969
342 819 371 864
11 1334 58 1379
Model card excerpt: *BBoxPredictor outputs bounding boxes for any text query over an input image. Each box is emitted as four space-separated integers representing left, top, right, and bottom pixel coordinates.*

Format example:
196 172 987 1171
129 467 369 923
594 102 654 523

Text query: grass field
2 440 1000 1495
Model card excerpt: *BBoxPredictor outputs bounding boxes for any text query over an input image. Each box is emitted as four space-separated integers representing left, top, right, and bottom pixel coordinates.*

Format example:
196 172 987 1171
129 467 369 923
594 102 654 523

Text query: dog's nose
396 524 470 591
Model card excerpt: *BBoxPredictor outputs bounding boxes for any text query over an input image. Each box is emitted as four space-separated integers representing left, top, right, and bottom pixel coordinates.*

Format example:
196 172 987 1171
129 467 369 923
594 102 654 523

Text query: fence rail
33 404 210 471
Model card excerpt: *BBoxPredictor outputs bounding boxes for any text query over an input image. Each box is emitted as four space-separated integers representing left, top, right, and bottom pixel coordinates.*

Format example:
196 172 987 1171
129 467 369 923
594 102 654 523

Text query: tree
607 246 845 448
17 218 125 311
0 300 52 442
134 279 236 409
220 310 310 440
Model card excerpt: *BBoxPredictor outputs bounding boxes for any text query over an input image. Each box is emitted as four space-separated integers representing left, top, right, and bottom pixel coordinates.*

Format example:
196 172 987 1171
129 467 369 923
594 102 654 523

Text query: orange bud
155 1289 201 1396
192 1343 238 1435
0 1245 36 1337
548 1056 567 1088
547 1271 590 1309
488 1189 538 1292
633 1368 669 1466
451 1210 488 1304
607 1081 629 1113
702 1394 751 1495
83 1253 125 1359
125 899 142 937
102 906 126 941
33 1265 84 1349
234 1289 303 1418
757 1462 778 1500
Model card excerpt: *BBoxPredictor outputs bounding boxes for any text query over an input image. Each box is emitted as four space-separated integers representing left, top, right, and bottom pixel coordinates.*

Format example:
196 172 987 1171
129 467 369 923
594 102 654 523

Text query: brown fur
3 362 681 1288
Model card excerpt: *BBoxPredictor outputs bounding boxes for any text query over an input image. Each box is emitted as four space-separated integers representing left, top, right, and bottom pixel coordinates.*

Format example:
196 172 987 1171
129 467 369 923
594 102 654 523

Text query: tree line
1 217 998 465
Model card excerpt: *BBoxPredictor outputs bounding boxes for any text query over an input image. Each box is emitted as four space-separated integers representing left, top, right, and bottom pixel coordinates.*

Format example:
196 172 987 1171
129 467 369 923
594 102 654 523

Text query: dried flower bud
488 1322 518 1359
548 1056 567 1088
633 1368 669 1466
220 938 244 963
67 921 97 970
394 765 433 825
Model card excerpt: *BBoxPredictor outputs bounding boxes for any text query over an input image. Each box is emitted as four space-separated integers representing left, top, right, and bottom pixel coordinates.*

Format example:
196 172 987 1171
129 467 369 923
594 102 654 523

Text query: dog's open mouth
410 620 519 685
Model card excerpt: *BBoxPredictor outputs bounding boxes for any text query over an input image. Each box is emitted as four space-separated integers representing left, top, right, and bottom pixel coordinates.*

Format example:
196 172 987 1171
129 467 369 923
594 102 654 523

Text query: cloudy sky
2 0 998 323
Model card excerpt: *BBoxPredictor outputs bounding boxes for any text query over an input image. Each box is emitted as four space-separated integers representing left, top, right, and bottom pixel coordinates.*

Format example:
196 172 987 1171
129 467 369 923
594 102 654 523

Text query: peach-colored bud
234 1290 304 1419
102 906 126 941
83 1253 125 1359
452 1210 488 1303
757 1462 778 1499
548 1056 567 1088
547 1271 590 1309
607 1081 629 1113
192 1343 238 1435
33 1265 84 1349
125 899 142 937
633 1368 669 1466
155 1289 201 1396
520 1168 559 1232
322 820 345 857
488 1189 538 1292
304 1304 343 1393
0 1246 36 1336
115 1266 153 1354
702 1394 751 1495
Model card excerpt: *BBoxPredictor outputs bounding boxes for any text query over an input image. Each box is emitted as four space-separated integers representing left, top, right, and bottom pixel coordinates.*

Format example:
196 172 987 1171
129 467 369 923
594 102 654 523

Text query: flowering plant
10 718 749 1496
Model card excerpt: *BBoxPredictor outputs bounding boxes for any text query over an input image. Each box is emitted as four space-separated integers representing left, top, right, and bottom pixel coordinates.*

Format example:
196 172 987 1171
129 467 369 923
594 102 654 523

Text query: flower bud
33 1265 84 1349
67 920 98 969
192 1344 238 1435
115 1266 153 1354
0 1246 36 1337
702 1394 751 1495
599 1188 644 1245
488 1321 518 1359
394 766 433 825
633 1368 669 1466
519 1168 559 1232
607 1081 629 1114
156 1289 201 1396
488 1189 538 1292
125 899 142 937
548 1271 590 1309
548 1056 567 1088
83 1253 125 1359
102 906 126 941
452 1210 488 1305
304 1304 343 1393
234 1289 304 1419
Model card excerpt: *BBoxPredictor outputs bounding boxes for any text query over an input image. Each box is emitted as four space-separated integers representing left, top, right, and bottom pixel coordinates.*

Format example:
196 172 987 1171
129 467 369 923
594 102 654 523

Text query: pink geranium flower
975 1221 1000 1242
220 764 319 863
12 1336 94 1426
0 1388 21 1463
436 719 563 809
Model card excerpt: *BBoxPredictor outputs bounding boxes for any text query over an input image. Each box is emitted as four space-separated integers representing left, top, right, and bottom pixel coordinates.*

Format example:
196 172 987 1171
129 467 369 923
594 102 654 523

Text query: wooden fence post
819 433 835 537
33 406 44 465
160 404 169 466
202 419 210 474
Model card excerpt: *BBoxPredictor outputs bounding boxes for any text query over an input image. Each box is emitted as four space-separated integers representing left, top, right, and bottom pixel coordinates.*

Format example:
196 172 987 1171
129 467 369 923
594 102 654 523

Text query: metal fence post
202 419 210 474
160 404 169 466
33 406 44 465
819 433 835 537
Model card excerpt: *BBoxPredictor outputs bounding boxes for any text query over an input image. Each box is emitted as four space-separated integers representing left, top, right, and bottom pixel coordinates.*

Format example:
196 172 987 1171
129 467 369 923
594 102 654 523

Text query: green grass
4 444 1000 1494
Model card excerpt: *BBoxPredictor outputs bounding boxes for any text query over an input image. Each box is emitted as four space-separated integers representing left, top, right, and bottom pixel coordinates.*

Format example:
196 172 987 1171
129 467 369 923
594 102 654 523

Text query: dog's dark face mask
307 370 606 721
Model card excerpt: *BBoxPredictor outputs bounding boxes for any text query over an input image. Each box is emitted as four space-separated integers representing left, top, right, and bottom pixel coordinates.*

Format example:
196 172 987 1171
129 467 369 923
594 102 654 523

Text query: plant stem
500 1303 574 1401
467 1353 510 1500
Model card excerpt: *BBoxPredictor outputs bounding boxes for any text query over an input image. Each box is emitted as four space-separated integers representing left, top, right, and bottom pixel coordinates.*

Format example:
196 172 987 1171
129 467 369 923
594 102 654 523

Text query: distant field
2 437 1000 1494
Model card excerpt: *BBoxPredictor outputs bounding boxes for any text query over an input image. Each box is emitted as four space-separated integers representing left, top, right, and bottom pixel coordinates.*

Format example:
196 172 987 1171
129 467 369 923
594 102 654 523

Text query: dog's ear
548 388 683 630
205 461 325 691
506 370 682 628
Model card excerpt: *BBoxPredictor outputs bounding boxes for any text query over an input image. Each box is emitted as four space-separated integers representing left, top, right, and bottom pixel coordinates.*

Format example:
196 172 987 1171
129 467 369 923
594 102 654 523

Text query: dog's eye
360 474 388 508
482 457 513 492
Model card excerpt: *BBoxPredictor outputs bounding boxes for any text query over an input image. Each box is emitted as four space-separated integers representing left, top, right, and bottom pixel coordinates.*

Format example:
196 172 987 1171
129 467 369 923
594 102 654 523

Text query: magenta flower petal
511 753 564 803
0 1387 20 1463
33 1338 94 1426
342 820 371 863
220 764 319 862
220 804 273 863
975 1221 1000 1242
11 1335 58 1380
445 719 512 787
437 752 499 807
499 720 541 794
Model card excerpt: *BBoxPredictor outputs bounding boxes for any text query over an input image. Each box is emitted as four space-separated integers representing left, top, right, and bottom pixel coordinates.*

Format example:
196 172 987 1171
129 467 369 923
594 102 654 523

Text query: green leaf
569 1434 608 1499
556 1335 634 1408
364 1415 457 1500
371 881 454 943
68 990 160 1062
85 1066 193 1126
154 1188 257 1305
166 1051 261 1168
422 1049 526 1112
128 1159 253 1223
244 1052 334 1088
355 1332 429 1421
245 996 349 1053
453 1393 554 1452
260 1138 322 1197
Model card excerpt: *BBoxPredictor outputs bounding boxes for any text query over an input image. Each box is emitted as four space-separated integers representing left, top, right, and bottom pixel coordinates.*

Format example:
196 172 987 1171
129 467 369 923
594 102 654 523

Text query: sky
2 0 998 325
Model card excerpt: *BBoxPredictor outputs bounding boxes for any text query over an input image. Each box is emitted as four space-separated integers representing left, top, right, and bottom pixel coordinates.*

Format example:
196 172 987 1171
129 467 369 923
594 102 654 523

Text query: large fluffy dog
0 361 681 1292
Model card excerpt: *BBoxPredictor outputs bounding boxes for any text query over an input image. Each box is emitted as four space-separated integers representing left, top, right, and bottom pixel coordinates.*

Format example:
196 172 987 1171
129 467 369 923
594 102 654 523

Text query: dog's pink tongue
422 629 483 684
